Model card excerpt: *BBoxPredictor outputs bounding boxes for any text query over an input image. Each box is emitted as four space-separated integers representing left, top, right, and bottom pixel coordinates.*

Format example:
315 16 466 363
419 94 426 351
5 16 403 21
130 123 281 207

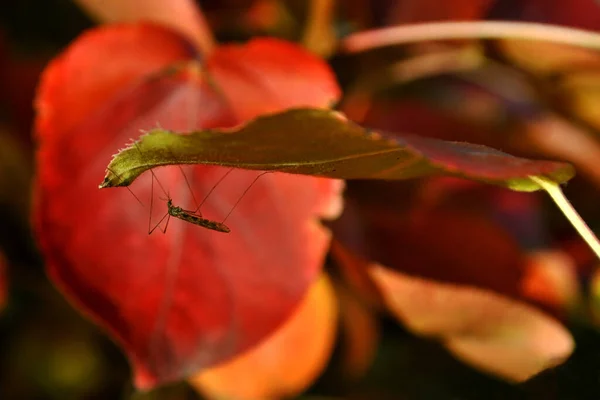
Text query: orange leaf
189 274 338 400
370 265 574 382
72 0 213 53
521 250 582 313
498 40 600 75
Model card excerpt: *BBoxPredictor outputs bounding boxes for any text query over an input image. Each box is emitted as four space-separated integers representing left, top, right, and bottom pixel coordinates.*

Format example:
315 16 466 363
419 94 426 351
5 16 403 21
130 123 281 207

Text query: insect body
147 178 232 235
131 136 266 235
147 167 267 235
166 198 231 233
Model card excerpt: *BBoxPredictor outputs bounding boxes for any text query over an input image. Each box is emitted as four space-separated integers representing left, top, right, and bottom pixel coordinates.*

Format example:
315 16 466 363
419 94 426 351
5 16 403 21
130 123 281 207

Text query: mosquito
147 167 233 234
148 167 269 235
130 141 269 235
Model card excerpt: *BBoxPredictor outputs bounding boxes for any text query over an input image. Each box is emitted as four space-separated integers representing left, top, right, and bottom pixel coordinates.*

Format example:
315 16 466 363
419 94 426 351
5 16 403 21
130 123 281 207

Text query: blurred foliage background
4 0 600 399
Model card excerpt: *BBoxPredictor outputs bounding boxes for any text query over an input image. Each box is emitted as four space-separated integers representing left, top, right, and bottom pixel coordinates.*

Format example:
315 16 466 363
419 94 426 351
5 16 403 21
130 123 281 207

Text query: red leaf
387 0 493 23
35 23 198 140
520 0 600 31
207 38 341 121
34 23 342 388
356 207 527 299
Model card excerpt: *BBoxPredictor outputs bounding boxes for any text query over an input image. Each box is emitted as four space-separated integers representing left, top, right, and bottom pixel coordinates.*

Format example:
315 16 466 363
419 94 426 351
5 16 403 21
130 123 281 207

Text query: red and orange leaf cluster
34 23 342 389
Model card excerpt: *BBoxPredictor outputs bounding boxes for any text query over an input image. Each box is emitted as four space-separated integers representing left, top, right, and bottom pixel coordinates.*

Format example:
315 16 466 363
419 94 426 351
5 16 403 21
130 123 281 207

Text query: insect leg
193 168 235 214
148 168 155 234
177 165 200 215
146 170 172 234
161 213 171 234
106 166 144 207
174 166 235 216
149 212 170 235
133 141 172 234
222 171 270 223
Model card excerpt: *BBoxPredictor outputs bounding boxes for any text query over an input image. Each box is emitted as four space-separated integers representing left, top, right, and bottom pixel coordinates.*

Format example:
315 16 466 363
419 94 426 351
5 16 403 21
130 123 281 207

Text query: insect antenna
222 171 271 223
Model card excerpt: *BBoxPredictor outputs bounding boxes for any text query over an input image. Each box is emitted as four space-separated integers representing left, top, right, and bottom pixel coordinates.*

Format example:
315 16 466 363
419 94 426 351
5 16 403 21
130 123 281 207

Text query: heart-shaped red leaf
34 23 342 388
35 23 198 140
207 38 341 121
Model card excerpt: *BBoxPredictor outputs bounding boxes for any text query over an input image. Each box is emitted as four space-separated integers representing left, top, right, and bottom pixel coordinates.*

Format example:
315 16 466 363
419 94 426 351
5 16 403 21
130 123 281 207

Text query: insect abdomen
173 213 231 233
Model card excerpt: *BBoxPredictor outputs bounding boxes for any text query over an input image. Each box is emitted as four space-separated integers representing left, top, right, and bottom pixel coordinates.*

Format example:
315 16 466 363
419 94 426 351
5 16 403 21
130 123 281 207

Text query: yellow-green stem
530 176 600 260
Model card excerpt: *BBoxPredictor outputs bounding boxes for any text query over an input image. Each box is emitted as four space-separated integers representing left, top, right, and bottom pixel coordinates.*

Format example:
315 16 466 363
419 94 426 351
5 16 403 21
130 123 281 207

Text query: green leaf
100 108 574 192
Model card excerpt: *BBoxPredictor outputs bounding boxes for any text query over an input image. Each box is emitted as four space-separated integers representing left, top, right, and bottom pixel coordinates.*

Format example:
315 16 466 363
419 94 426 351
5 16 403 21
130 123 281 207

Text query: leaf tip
98 175 111 189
